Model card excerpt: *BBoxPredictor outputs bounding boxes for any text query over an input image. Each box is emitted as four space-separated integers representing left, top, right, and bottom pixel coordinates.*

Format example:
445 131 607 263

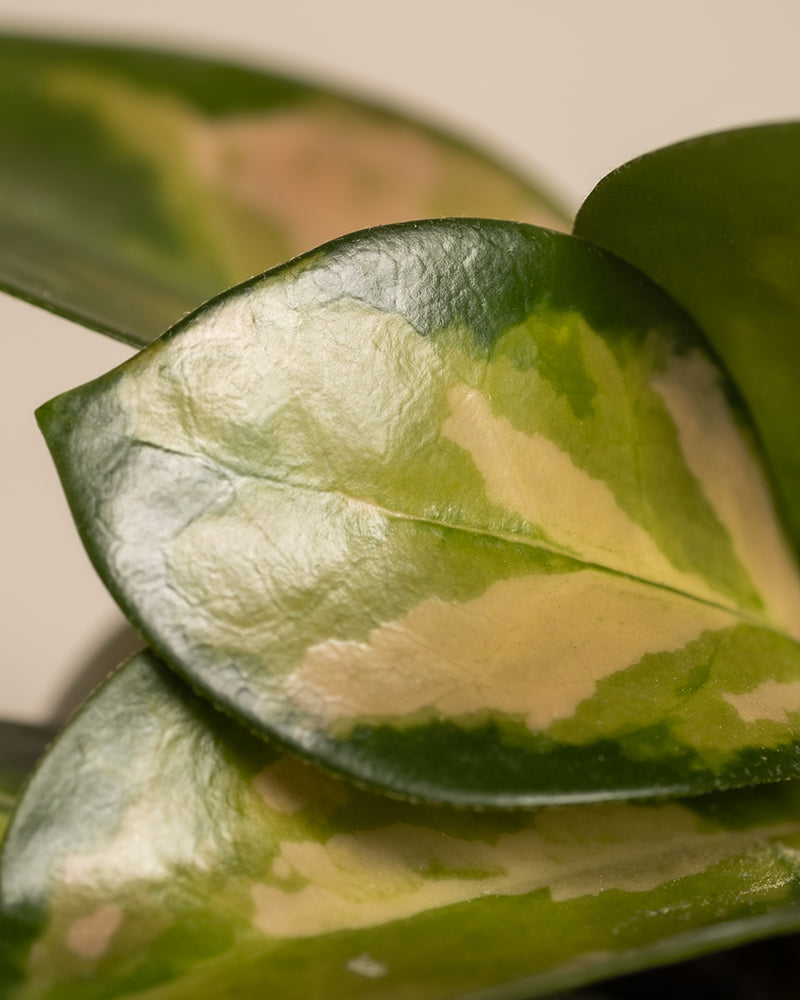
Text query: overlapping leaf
37 219 800 805
574 123 800 552
5 650 800 1000
0 34 565 347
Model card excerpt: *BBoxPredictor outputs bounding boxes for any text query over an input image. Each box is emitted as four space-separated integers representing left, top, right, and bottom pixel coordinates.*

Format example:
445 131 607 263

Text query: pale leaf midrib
129 436 782 638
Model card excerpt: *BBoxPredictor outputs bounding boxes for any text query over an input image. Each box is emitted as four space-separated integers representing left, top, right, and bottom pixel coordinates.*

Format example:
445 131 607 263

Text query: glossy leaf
37 219 800 805
0 34 566 348
574 123 800 553
6 651 800 999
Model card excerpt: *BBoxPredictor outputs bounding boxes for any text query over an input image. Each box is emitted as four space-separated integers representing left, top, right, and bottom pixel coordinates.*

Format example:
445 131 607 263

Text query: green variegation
5 651 800 1000
574 123 800 554
0 34 565 348
37 219 800 805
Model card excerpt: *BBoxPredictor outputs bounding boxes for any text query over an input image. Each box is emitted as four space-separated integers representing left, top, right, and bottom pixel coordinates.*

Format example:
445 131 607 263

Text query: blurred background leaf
0 34 566 347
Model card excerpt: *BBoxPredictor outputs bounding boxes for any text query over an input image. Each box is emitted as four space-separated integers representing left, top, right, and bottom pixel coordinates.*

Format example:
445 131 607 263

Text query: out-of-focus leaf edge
0 277 145 349
0 32 570 349
463 914 800 1000
0 720 56 841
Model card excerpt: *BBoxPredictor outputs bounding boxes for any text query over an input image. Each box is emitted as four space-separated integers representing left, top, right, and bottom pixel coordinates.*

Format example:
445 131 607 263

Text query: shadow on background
50 621 144 723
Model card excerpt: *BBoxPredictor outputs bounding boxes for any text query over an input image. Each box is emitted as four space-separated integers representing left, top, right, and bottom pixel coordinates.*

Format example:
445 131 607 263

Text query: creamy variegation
286 570 737 731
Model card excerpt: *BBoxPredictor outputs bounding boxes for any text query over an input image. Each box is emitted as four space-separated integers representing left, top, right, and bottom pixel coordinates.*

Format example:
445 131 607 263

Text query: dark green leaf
559 933 800 1000
37 219 800 805
0 721 55 841
574 123 800 553
0 34 566 347
6 651 800 999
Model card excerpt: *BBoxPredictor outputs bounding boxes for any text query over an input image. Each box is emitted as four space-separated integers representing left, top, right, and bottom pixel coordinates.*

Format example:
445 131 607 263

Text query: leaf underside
574 122 800 556
4 651 800 1000
37 218 800 806
0 34 566 348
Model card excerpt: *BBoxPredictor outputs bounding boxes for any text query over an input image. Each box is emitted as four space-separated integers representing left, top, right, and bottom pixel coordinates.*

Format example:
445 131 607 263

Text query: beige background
3 0 800 721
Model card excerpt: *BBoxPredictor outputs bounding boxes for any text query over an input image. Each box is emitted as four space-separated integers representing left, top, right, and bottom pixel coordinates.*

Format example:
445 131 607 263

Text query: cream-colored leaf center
250 804 794 939
652 351 800 638
286 570 736 731
441 384 728 607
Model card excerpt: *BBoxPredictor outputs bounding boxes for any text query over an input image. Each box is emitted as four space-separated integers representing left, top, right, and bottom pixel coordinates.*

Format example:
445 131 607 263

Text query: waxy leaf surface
0 34 564 347
574 123 800 553
5 651 800 999
37 219 800 804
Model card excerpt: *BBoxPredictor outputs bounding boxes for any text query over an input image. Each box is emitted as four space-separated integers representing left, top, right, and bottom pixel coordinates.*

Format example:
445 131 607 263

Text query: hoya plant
2 33 800 1000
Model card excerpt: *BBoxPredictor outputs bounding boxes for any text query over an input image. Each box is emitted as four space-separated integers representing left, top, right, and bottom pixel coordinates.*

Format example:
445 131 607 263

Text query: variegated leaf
0 34 565 348
37 219 800 805
574 123 800 554
5 651 800 999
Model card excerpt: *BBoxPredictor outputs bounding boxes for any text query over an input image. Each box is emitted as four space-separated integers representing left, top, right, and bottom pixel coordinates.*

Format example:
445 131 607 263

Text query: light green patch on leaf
550 624 800 763
6 653 800 999
0 34 565 347
37 220 800 805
